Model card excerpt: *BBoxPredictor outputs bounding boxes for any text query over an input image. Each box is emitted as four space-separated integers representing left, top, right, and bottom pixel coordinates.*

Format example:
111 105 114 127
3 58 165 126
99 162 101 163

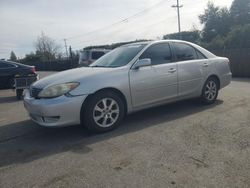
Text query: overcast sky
0 0 233 59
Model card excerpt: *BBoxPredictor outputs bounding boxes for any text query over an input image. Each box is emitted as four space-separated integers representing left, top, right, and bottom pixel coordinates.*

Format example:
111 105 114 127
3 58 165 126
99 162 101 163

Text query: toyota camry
24 40 232 132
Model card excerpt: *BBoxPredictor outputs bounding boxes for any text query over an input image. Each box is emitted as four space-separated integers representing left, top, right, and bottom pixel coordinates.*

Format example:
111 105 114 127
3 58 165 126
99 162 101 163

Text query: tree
199 2 231 42
225 24 250 48
10 51 17 61
35 32 61 61
17 51 40 65
230 0 250 26
163 31 201 43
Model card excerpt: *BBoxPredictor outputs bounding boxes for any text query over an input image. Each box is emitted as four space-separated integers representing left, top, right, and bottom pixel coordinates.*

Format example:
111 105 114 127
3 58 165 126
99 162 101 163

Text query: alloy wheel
93 98 120 128
205 80 217 101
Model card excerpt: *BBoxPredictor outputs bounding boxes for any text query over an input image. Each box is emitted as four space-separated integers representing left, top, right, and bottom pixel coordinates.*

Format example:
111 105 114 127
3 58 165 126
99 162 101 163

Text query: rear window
173 43 198 61
91 51 105 60
140 43 172 65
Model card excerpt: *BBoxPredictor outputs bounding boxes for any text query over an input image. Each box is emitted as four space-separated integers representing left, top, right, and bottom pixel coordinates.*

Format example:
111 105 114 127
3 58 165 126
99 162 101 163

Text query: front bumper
23 90 87 127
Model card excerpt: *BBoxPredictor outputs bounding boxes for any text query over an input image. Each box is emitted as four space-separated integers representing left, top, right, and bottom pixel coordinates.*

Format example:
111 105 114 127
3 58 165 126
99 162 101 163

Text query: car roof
123 40 216 58
125 39 193 45
0 60 16 65
0 60 32 67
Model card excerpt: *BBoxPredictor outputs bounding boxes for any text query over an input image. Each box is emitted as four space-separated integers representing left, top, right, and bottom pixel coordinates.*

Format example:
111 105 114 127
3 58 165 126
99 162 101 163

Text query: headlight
38 82 79 98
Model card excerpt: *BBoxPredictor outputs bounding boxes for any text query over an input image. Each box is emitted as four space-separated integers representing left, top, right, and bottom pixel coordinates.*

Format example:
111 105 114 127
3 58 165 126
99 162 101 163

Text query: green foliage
197 24 250 50
201 35 225 50
18 52 41 65
230 0 250 25
225 24 250 48
163 31 201 43
10 51 17 61
195 0 250 49
199 2 231 42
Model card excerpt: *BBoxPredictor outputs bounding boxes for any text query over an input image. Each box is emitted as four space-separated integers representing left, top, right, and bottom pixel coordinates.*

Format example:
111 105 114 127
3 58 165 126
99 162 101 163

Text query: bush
225 24 250 48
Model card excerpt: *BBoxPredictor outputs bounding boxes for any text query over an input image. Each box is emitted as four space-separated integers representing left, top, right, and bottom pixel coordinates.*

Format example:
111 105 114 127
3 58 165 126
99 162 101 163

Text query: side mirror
133 58 151 69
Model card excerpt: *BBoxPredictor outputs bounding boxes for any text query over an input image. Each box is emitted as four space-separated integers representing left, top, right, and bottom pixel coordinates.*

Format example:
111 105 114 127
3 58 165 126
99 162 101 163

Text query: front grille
30 87 42 99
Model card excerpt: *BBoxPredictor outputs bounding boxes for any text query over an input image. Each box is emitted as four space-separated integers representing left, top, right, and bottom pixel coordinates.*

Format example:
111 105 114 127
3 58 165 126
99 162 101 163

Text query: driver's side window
140 43 172 65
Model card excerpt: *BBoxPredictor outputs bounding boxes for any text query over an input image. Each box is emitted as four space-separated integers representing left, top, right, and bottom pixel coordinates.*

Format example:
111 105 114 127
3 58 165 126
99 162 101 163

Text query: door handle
203 63 209 67
168 68 176 73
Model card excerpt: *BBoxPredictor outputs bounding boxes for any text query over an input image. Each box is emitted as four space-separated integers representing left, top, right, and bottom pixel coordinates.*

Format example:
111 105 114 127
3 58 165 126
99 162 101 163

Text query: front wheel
201 77 219 104
82 91 125 133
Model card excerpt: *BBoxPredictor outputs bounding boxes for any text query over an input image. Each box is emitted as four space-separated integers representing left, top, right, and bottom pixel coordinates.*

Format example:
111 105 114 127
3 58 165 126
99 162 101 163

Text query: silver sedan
24 40 232 132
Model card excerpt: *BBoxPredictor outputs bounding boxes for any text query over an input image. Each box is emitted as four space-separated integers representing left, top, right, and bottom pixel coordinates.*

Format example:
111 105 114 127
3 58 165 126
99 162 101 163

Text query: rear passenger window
140 43 172 65
173 43 198 61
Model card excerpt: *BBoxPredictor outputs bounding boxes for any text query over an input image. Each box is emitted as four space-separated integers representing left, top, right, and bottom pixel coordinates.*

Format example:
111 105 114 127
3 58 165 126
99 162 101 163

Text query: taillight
31 66 36 73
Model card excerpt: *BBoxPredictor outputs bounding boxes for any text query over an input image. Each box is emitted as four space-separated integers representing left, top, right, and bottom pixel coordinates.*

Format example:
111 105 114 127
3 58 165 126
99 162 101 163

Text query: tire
16 89 23 100
9 78 15 89
201 77 219 104
82 91 125 133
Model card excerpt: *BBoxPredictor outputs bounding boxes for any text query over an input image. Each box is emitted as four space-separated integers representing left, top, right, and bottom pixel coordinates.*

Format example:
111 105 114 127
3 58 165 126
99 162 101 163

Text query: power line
70 17 174 49
69 6 178 48
63 0 202 45
3 0 206 56
70 14 173 48
65 0 166 41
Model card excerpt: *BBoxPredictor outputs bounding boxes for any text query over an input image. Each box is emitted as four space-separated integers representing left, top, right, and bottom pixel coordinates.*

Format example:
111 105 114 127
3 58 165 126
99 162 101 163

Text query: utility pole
63 38 69 59
172 0 183 39
69 46 73 59
69 45 73 68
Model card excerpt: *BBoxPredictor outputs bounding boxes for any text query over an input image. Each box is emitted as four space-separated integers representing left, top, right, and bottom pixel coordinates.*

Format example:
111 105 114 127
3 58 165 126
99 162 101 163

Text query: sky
0 0 233 59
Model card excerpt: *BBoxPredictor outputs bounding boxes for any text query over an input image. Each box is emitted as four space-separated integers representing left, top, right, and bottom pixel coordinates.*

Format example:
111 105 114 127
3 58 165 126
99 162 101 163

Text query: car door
0 61 17 88
171 42 208 97
129 42 178 108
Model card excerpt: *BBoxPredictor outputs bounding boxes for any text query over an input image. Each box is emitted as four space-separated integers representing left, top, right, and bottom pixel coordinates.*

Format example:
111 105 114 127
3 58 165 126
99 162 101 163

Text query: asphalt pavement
0 72 249 188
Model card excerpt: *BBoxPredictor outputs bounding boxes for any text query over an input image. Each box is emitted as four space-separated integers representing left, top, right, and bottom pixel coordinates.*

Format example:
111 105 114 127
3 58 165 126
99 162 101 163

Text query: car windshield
90 44 146 68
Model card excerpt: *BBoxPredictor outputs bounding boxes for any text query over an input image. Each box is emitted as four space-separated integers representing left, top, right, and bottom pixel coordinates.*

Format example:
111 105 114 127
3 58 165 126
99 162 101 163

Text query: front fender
68 68 133 112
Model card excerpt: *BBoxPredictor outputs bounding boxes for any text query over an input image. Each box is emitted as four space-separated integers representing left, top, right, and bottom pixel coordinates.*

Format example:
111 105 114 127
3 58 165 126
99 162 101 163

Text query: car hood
32 67 114 89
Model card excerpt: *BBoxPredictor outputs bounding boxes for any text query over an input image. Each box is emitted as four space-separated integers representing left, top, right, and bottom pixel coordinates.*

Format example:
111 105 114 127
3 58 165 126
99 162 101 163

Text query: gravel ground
0 72 249 188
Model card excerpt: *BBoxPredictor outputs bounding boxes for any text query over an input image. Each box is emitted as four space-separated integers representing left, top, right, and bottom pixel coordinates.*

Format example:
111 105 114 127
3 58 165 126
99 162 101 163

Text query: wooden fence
211 48 250 77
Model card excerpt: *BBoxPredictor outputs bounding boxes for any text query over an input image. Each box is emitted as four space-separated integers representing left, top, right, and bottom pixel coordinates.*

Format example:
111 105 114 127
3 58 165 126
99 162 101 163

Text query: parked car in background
24 40 232 132
0 60 37 99
0 60 36 89
79 49 110 66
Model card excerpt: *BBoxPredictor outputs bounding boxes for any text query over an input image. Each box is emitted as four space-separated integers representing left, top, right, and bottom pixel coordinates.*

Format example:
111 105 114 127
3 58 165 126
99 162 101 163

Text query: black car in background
0 60 36 89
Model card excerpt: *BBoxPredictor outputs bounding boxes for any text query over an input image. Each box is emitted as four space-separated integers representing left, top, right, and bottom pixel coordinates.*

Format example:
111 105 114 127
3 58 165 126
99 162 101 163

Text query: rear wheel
16 89 23 100
82 91 125 133
201 77 219 104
